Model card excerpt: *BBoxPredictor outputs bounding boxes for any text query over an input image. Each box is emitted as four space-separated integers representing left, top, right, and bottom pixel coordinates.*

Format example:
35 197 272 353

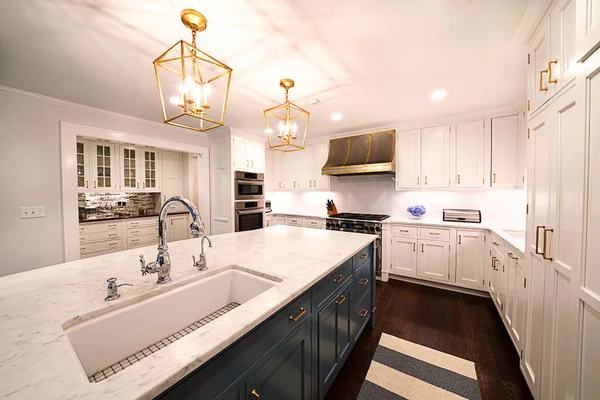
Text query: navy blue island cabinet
157 243 376 400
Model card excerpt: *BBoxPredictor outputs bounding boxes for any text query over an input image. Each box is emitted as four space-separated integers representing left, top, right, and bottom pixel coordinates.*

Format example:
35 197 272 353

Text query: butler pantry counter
0 226 377 400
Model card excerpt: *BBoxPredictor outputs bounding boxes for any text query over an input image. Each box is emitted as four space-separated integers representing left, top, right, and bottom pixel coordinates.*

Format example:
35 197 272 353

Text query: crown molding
511 0 554 46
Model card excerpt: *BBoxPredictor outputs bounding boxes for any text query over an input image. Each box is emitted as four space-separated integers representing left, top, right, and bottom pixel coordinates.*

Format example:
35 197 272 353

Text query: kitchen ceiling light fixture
153 9 232 132
264 79 309 152
331 113 343 121
431 90 447 100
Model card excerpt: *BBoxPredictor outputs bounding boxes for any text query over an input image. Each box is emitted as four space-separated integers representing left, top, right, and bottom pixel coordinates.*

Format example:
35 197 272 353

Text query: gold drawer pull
540 68 549 91
548 59 558 84
359 309 368 317
334 275 345 284
360 278 369 285
109 233 117 237
336 295 347 305
399 229 409 232
359 253 368 259
289 307 306 322
543 228 554 261
251 389 260 399
430 232 440 235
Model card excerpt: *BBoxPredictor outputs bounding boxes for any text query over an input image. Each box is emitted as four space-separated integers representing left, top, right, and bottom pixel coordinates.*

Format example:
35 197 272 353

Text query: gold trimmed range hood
321 130 396 176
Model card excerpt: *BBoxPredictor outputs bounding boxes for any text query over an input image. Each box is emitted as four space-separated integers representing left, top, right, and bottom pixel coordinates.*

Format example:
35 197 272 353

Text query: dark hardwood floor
326 279 533 400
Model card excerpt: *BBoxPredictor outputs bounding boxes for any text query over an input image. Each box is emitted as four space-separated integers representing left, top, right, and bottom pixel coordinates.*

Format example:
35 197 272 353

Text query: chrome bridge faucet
140 196 205 284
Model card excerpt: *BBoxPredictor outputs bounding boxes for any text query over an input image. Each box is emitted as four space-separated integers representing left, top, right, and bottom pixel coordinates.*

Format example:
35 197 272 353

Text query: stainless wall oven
234 171 264 201
235 201 265 232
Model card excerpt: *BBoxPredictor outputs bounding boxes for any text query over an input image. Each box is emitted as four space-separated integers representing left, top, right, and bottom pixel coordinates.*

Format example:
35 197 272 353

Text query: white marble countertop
0 226 376 400
268 211 329 219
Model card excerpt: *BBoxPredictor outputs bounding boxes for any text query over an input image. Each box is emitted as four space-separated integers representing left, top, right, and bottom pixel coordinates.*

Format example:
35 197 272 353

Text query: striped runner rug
358 333 482 400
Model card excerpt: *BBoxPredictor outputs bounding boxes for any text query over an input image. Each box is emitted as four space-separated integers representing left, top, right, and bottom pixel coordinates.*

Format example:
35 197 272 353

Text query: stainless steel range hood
321 130 396 176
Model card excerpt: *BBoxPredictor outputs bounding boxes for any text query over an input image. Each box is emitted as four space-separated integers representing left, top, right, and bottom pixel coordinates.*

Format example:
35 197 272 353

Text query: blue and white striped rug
358 333 482 399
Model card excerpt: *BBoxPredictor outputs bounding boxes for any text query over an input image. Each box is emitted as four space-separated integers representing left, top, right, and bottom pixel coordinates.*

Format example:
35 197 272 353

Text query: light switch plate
21 206 46 219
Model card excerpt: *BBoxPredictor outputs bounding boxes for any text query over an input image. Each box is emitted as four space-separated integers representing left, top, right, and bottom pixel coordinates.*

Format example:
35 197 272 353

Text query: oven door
235 209 265 232
235 180 264 201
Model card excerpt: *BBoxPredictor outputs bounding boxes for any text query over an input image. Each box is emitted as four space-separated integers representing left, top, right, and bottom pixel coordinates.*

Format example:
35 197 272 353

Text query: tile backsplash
78 192 161 221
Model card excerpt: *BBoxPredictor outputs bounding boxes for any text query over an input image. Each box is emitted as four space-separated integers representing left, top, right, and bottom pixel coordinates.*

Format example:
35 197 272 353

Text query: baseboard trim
387 274 490 298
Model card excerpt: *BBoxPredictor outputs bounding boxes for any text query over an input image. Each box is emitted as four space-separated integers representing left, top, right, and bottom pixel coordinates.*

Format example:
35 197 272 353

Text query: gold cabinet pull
458 234 462 245
294 181 296 188
400 229 409 232
93 180 97 188
417 176 420 185
314 180 316 187
85 180 89 188
548 59 558 84
540 69 549 91
421 243 424 252
543 228 554 260
309 181 312 187
425 176 428 185
507 252 518 260
457 174 461 185
279 182 281 188
251 389 260 399
493 173 496 184
413 242 416 252
360 278 369 285
251 160 254 168
336 295 347 305
360 253 368 259
289 307 306 322
492 256 498 270
137 182 139 189
334 274 345 284
359 309 368 317
535 225 545 255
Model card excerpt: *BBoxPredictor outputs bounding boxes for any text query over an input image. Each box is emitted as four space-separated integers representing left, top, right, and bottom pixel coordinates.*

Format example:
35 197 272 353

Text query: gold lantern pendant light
264 79 309 152
153 9 232 132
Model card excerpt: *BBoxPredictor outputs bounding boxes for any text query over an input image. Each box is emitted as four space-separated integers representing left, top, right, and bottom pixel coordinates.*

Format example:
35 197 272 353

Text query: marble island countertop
0 226 377 400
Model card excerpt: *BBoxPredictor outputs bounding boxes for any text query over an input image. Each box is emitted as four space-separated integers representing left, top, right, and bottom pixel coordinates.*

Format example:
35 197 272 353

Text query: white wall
0 87 211 277
267 174 526 229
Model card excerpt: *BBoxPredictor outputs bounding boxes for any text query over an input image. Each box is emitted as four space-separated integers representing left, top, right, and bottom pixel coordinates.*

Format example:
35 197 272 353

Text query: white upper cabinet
576 0 600 60
162 150 184 210
529 18 552 113
313 143 330 190
272 151 283 190
517 110 528 188
396 129 421 189
421 125 450 189
90 142 117 192
76 140 91 190
281 151 298 190
141 149 161 191
120 146 162 192
550 0 577 93
297 145 315 190
232 136 265 173
120 145 139 191
455 230 485 289
455 121 485 188
491 115 519 188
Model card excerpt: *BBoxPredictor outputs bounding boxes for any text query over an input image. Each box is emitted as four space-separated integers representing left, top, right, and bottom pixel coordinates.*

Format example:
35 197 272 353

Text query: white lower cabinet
167 214 190 242
455 230 485 289
417 239 450 282
390 237 417 277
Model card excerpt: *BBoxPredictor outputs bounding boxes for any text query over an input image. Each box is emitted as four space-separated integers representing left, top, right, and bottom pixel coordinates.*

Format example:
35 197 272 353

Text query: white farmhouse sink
65 268 278 379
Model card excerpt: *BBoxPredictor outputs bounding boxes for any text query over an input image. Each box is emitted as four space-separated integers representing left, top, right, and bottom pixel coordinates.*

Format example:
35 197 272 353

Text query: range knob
374 226 381 234
326 221 332 229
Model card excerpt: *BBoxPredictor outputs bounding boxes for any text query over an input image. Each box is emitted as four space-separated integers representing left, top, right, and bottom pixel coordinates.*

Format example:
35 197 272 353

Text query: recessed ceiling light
308 98 320 105
431 90 447 100
331 113 343 121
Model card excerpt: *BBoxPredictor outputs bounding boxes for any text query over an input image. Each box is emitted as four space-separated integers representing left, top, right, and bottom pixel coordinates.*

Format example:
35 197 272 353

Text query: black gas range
326 213 389 275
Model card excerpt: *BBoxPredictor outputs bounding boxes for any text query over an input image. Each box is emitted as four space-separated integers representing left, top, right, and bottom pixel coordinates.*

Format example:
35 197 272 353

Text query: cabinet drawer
419 227 450 240
351 288 372 343
315 259 353 309
284 216 303 226
80 238 123 255
80 230 122 244
303 218 323 229
127 234 158 247
354 262 372 307
127 225 158 237
126 217 158 229
78 221 122 234
352 244 372 271
490 235 505 254
392 225 418 237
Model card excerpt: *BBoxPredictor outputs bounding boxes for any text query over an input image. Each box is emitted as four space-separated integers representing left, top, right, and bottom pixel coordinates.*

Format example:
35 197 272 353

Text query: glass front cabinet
77 138 161 193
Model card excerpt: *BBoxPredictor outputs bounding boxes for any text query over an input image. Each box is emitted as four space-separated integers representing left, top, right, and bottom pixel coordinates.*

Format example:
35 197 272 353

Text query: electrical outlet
20 206 46 219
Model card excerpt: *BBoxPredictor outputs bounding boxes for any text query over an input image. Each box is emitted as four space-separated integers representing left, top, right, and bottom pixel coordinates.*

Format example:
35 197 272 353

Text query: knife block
327 204 338 215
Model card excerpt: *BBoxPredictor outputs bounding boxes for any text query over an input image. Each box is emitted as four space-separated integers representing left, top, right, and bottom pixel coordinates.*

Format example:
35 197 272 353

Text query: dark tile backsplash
78 192 161 221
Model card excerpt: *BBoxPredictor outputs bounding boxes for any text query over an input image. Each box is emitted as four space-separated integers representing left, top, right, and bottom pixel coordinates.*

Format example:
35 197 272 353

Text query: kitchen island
0 226 377 400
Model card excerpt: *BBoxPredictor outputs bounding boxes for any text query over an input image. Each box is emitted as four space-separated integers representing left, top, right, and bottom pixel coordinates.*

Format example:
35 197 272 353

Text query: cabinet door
395 129 421 189
494 249 507 313
455 230 485 289
91 143 117 191
313 143 330 190
297 145 315 190
421 125 450 188
265 150 274 191
247 140 265 173
528 18 552 113
417 240 450 282
272 151 283 190
162 151 183 210
390 237 417 277
281 151 298 190
505 254 518 331
233 137 248 171
517 110 528 188
550 0 577 95
576 0 600 60
486 247 499 299
336 285 352 363
120 145 139 191
246 321 311 400
511 255 528 351
142 149 161 191
167 215 189 242
76 141 91 190
455 121 485 188
491 115 519 188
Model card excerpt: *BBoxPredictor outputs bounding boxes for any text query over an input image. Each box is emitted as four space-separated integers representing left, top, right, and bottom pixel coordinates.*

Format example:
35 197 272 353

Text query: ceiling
0 0 528 137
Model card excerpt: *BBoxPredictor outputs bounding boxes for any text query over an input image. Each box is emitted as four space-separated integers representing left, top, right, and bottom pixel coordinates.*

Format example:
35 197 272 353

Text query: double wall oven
234 172 265 232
